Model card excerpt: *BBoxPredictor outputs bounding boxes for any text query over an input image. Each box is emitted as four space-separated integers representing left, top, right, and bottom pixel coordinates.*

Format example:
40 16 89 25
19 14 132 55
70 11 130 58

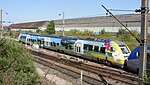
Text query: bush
70 29 81 35
101 28 106 34
46 20 55 35
0 38 41 85
83 29 93 36
118 28 126 34
36 29 42 33
121 34 131 41
131 30 139 36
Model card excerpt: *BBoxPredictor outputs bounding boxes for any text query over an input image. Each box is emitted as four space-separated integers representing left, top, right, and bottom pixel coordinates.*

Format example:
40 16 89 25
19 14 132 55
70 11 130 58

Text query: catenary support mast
139 0 149 84
0 9 2 37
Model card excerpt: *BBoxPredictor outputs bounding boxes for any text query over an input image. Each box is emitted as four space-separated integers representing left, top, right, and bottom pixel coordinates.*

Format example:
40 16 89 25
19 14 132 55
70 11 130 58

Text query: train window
79 47 81 52
110 47 114 51
53 42 56 47
46 42 49 46
57 43 59 46
69 45 73 50
50 42 53 46
20 36 26 40
88 45 93 51
119 45 130 54
84 44 88 50
76 47 78 52
94 46 99 52
100 47 106 53
147 45 150 49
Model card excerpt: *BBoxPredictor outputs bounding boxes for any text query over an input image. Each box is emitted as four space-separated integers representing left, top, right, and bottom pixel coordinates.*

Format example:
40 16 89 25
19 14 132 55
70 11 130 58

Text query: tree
0 38 41 85
46 20 55 35
101 28 106 34
36 28 42 33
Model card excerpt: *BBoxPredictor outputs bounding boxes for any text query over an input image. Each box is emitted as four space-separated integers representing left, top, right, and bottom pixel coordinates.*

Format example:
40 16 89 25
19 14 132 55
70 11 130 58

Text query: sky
0 0 142 25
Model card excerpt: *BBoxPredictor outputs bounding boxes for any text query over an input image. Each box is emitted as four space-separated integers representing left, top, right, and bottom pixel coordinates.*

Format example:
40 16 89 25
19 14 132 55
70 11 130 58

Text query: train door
37 38 44 48
74 40 84 54
26 35 30 45
44 37 50 47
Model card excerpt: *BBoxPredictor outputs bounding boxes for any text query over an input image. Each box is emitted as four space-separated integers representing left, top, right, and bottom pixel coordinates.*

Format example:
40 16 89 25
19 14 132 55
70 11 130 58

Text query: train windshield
119 45 130 54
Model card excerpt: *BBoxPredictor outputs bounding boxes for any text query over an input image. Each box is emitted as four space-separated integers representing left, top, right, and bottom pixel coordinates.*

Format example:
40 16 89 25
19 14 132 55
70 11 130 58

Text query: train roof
111 40 126 46
20 32 62 38
20 32 125 44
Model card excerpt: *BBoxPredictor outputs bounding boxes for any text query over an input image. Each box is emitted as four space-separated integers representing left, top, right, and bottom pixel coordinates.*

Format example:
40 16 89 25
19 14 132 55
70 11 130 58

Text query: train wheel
83 60 88 63
57 49 60 52
107 61 112 66
120 65 124 68
123 60 128 70
60 50 64 53
98 59 104 64
137 68 139 75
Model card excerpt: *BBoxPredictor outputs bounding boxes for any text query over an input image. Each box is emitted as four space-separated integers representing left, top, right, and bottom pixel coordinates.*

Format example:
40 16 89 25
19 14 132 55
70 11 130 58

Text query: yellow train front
18 33 131 68
76 39 131 68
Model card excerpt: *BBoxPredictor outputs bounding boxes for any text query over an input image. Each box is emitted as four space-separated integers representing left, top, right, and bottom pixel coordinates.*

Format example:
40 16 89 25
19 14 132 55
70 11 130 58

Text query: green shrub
36 29 42 33
101 28 106 34
131 30 139 36
0 38 41 85
118 28 126 34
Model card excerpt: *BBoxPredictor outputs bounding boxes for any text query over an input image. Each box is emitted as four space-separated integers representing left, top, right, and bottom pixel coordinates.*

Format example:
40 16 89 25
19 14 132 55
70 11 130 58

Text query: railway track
27 47 139 85
34 56 104 85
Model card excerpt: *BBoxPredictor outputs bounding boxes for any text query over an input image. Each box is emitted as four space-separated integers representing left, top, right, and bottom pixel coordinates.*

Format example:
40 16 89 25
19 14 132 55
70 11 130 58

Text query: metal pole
139 0 149 85
1 9 2 37
62 12 65 36
80 70 83 85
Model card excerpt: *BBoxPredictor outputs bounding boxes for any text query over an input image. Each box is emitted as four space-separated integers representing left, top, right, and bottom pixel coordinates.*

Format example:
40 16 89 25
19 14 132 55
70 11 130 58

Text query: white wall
55 27 147 33
38 26 47 31
11 28 37 32
10 26 47 32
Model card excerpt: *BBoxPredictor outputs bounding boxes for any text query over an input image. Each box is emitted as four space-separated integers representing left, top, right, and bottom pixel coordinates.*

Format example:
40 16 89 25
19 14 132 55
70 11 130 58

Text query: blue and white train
126 44 150 73
18 32 131 68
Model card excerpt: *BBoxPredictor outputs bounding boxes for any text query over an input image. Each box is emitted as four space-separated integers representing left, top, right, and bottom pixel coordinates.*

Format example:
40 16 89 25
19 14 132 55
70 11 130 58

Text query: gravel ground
35 62 74 85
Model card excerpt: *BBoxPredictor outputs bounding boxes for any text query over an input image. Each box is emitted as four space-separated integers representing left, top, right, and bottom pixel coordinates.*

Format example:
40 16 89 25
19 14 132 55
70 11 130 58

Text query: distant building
8 21 49 32
54 14 150 33
8 14 150 33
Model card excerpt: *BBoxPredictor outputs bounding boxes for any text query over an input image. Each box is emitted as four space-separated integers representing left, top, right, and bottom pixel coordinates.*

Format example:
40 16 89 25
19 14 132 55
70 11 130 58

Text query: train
18 32 131 68
126 44 150 73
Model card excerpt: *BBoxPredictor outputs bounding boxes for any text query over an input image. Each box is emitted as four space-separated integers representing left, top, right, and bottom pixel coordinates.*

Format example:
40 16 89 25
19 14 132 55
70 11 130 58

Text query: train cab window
94 46 99 52
20 36 26 40
119 45 130 54
88 45 93 51
100 47 106 53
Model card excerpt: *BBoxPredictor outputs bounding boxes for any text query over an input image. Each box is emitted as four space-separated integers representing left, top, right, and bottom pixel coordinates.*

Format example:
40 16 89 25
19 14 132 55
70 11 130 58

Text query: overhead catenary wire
109 9 136 12
101 5 141 43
